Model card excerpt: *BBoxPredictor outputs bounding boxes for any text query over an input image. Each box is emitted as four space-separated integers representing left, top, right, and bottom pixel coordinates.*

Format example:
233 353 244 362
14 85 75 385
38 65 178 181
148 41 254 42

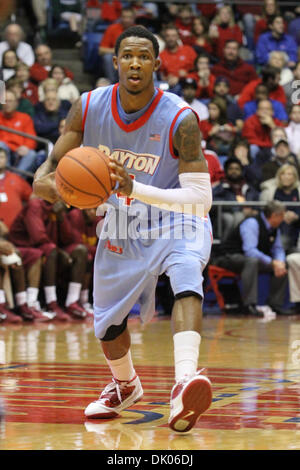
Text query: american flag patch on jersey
149 133 161 142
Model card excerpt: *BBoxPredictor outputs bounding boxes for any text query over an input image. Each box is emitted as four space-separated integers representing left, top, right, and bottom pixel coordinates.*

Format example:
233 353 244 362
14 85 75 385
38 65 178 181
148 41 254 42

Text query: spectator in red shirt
0 89 38 173
208 5 243 59
196 2 217 20
238 65 286 109
203 147 225 187
159 25 197 94
175 4 194 46
99 7 136 83
100 1 122 22
211 40 258 97
190 16 213 58
242 98 284 159
188 53 216 99
30 44 74 85
0 148 32 228
15 62 39 105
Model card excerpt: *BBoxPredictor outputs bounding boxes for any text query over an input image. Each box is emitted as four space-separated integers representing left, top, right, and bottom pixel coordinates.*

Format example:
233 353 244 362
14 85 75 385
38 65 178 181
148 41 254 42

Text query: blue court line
0 364 29 370
284 418 300 423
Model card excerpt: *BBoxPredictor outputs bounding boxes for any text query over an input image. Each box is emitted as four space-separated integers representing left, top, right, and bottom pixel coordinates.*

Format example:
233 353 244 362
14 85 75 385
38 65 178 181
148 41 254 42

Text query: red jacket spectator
159 44 197 79
0 170 32 228
199 119 235 141
30 62 74 85
22 81 39 105
238 78 287 109
196 3 217 19
242 114 284 147
0 110 37 151
100 22 125 49
100 1 122 22
213 25 243 59
188 71 215 99
65 209 100 260
211 58 257 96
204 149 225 185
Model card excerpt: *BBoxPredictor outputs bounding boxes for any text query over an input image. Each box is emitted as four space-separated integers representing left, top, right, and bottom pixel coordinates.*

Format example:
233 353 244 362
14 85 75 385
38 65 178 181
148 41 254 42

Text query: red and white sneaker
84 375 143 419
168 369 212 433
0 303 22 324
66 302 87 319
30 306 53 323
47 302 71 321
15 304 35 321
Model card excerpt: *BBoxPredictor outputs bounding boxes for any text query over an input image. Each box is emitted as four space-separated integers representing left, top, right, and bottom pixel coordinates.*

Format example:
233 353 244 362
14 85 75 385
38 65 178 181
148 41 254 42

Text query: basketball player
33 26 213 433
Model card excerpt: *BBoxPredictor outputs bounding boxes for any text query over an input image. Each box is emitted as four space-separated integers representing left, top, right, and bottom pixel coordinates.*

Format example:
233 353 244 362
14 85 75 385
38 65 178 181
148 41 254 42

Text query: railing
212 200 300 242
0 125 52 179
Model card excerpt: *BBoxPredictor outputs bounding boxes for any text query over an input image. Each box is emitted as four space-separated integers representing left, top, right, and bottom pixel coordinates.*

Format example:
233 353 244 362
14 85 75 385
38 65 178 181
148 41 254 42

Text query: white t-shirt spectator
0 41 35 67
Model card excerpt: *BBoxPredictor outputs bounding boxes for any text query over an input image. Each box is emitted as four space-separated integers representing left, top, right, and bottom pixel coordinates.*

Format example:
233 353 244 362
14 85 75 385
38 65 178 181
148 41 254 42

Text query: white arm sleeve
130 172 212 216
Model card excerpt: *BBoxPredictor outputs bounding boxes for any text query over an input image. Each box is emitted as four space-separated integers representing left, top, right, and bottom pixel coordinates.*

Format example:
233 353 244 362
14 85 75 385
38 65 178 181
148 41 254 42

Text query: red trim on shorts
111 84 163 132
82 91 92 132
169 107 200 159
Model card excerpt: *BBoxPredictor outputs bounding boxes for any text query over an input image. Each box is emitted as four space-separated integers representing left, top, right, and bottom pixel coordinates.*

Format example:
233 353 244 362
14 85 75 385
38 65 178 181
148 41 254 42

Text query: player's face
114 37 160 95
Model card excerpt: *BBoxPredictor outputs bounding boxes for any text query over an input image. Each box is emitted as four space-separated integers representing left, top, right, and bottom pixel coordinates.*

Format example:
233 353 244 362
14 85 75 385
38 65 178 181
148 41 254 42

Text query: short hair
261 65 281 81
263 200 285 218
224 39 240 48
267 14 284 26
115 26 159 58
224 157 243 172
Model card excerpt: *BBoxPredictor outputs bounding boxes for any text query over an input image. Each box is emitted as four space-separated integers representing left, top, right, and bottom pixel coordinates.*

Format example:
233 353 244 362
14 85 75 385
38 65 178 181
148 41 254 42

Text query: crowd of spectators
1 0 300 321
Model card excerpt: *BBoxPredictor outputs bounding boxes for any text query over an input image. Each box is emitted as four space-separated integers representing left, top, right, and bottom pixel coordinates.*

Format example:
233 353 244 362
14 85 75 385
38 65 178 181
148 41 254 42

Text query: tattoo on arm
64 97 83 134
173 112 206 163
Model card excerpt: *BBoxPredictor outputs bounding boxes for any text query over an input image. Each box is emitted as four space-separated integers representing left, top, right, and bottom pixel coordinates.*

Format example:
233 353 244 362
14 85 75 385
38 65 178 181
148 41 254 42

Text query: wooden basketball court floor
0 313 300 451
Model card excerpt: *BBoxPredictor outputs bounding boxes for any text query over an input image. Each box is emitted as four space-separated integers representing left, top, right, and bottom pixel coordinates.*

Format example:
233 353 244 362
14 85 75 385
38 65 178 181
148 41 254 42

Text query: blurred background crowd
1 0 300 322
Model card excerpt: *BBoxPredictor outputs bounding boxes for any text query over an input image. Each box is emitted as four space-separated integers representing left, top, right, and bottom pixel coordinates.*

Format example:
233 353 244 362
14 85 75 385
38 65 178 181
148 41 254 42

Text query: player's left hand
109 157 133 196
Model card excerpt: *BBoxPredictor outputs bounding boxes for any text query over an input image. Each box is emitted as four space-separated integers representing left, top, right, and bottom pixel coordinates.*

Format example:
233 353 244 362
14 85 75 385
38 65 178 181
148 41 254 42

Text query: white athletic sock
27 287 39 307
15 291 27 307
173 331 201 383
80 289 89 304
65 282 81 307
106 350 136 382
44 286 57 305
0 289 6 304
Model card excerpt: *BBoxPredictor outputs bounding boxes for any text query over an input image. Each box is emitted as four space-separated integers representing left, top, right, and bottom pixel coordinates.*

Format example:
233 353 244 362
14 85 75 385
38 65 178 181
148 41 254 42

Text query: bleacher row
0 0 300 322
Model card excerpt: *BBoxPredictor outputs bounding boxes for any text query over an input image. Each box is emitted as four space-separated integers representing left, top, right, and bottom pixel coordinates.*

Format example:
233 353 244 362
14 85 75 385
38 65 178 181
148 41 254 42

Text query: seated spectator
208 5 243 60
260 164 300 250
212 157 259 240
0 89 37 173
6 77 35 118
190 16 213 58
99 7 136 83
260 138 299 183
98 1 122 22
34 91 71 143
238 65 287 109
199 97 236 155
2 49 19 81
0 235 48 323
174 4 194 46
242 98 284 159
285 105 300 160
254 0 281 44
284 61 300 109
15 62 39 105
0 23 34 67
48 65 80 103
255 15 297 67
0 148 32 228
229 138 259 188
287 5 300 46
213 201 291 316
213 77 244 132
180 77 208 121
236 0 262 51
159 26 197 94
30 45 74 85
52 0 82 37
254 126 290 167
130 1 158 27
268 50 294 86
243 83 288 123
188 53 215 99
211 40 258 98
38 78 59 101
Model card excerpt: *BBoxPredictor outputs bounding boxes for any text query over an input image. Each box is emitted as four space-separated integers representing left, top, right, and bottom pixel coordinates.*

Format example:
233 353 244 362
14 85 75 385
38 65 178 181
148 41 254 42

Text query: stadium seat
208 265 240 310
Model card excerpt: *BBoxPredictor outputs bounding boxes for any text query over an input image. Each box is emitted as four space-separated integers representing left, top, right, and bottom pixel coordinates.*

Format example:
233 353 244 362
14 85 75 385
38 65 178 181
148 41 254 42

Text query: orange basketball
55 146 114 209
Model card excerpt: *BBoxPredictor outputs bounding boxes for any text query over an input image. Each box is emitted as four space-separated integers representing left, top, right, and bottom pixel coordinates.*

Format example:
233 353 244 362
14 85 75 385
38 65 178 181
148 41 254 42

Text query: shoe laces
99 378 133 405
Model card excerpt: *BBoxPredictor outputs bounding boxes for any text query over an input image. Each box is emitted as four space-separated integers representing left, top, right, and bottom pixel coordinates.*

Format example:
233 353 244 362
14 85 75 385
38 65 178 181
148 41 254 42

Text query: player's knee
100 315 129 341
174 290 203 302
